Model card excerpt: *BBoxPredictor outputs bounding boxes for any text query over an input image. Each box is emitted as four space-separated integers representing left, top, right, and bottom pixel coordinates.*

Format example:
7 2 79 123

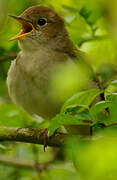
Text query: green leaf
0 144 6 150
106 93 117 101
111 80 117 87
0 103 32 127
79 5 102 26
90 101 112 118
48 113 92 136
109 98 117 123
105 80 117 100
63 104 89 114
75 112 93 121
61 89 102 113
80 39 116 70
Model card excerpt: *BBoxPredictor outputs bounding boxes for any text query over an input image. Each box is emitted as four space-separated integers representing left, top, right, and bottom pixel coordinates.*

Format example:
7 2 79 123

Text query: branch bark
0 124 116 148
0 126 67 147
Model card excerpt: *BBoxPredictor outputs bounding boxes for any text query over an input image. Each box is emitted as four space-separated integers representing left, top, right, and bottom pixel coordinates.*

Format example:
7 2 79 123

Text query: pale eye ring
37 18 47 26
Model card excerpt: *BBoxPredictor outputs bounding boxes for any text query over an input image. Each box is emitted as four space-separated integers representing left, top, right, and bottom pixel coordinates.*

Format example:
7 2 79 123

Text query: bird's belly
7 60 60 119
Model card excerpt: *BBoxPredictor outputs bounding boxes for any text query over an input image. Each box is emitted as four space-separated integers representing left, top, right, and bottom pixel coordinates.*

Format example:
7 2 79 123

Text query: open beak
8 15 35 41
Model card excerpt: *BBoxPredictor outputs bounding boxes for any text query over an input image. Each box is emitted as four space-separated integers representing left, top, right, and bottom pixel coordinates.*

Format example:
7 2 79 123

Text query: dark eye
38 18 47 26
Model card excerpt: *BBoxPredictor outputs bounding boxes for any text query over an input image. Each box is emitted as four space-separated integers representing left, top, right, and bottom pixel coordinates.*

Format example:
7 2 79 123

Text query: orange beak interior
8 15 35 41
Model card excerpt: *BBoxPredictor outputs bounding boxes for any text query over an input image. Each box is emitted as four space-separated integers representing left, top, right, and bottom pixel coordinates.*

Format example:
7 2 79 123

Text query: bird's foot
38 128 48 152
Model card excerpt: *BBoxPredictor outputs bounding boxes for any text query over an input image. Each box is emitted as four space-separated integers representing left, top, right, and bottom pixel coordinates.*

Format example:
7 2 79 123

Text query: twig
0 155 54 171
32 144 43 178
98 122 117 128
0 156 34 169
32 145 40 168
106 123 117 127
0 52 17 62
78 35 108 47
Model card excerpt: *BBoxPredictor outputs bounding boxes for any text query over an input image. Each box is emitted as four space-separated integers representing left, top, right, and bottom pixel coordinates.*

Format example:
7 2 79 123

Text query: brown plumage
7 6 98 122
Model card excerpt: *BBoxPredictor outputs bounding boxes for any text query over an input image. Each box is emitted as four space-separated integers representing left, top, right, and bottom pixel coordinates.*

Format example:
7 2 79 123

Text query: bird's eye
38 18 47 26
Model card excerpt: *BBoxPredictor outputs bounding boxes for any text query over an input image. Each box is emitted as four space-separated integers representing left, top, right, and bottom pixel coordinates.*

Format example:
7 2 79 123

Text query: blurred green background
0 0 117 179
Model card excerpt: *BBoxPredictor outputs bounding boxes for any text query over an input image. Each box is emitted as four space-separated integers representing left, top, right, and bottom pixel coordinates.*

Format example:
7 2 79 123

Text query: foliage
0 0 117 179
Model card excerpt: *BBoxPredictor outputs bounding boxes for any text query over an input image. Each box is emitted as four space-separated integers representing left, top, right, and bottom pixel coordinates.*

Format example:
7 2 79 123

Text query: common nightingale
7 6 98 125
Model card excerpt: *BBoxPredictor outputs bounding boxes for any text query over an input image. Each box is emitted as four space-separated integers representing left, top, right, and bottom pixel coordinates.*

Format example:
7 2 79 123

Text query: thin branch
0 156 34 169
78 35 108 47
0 126 67 147
0 52 17 62
106 123 117 127
97 122 117 128
32 144 43 178
0 155 54 170
32 144 40 168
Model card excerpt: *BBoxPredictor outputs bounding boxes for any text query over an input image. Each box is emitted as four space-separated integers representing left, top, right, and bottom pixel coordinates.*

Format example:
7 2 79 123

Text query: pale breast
7 50 69 119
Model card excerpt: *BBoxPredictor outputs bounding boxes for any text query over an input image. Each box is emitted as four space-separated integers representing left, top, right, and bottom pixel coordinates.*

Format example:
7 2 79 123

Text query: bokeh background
0 0 117 179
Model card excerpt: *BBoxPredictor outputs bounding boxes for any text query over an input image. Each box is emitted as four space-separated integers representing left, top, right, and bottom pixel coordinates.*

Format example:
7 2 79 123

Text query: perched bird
7 6 98 126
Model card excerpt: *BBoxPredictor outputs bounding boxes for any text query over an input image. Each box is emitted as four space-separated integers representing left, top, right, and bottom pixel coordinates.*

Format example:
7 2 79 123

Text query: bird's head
9 6 70 52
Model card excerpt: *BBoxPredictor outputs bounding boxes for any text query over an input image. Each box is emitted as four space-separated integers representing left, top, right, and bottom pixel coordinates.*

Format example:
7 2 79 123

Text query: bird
7 6 98 133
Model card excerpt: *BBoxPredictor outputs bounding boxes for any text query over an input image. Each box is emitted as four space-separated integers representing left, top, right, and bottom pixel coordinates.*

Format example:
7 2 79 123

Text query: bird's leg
38 128 48 152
